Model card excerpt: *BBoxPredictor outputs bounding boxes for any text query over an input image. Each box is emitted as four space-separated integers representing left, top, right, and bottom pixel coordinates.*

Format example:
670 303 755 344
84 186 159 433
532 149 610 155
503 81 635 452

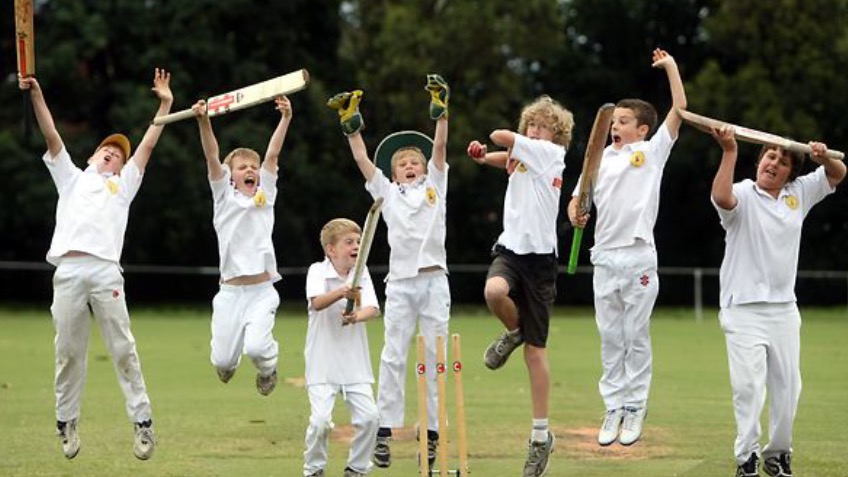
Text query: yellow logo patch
106 179 119 195
254 190 267 208
426 187 437 205
517 162 528 173
630 151 646 167
784 195 799 210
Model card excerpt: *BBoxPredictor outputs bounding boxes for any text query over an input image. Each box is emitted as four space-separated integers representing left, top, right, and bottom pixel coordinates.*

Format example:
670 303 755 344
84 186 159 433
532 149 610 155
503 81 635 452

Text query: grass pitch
0 305 846 477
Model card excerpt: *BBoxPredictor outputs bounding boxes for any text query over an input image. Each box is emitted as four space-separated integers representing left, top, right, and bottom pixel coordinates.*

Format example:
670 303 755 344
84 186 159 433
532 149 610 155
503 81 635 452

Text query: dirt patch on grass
551 425 672 460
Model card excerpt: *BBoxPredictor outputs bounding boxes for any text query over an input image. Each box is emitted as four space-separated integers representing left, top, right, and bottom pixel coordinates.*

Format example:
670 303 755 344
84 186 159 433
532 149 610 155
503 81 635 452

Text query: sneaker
256 370 277 396
737 453 760 477
217 367 235 383
343 467 367 477
427 436 438 469
56 419 81 460
372 435 391 468
618 406 647 446
523 431 555 477
598 408 625 446
306 470 324 477
764 453 793 477
483 330 524 370
133 420 155 460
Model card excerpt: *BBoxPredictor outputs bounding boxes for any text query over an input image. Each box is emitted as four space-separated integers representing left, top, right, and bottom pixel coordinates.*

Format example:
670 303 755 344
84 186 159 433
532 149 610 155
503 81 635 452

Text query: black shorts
486 245 557 347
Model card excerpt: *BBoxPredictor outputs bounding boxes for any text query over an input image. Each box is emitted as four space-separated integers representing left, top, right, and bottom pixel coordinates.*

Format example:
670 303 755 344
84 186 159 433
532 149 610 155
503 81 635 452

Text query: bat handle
343 298 355 316
566 227 584 275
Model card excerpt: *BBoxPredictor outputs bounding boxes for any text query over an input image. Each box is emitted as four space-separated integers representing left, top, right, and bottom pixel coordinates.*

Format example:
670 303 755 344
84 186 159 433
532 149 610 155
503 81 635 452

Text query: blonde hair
390 147 427 175
223 147 261 167
320 218 362 251
518 95 574 147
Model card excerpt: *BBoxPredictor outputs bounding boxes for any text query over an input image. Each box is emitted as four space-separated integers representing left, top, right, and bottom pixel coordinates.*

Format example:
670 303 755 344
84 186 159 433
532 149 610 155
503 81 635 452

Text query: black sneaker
736 453 759 477
372 435 391 468
427 436 438 469
523 432 555 477
483 330 524 370
764 453 793 477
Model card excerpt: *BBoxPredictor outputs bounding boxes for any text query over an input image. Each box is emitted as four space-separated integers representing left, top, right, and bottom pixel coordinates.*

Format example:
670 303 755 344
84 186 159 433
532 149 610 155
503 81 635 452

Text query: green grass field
1 305 846 477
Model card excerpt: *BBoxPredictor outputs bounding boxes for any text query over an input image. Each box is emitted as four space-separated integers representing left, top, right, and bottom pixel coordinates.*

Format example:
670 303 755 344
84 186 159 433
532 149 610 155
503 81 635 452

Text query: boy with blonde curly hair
467 94 574 477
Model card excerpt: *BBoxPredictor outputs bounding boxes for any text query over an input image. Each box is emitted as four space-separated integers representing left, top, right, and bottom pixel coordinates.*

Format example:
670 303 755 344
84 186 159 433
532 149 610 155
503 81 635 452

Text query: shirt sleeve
511 134 565 175
712 181 746 230
260 166 278 204
42 146 81 194
359 268 380 311
428 160 448 197
795 166 834 216
120 158 144 201
365 168 393 200
209 164 232 203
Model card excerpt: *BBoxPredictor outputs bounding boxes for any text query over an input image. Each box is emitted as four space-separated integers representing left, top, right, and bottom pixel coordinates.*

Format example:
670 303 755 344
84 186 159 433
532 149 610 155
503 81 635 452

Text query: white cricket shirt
713 167 833 308
210 165 281 282
365 160 448 281
304 258 379 385
44 147 143 266
497 134 566 255
576 122 675 251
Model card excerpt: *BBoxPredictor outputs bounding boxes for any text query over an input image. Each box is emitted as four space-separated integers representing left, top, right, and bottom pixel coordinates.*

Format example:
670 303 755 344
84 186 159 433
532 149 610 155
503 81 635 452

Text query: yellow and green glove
425 74 449 120
327 90 364 136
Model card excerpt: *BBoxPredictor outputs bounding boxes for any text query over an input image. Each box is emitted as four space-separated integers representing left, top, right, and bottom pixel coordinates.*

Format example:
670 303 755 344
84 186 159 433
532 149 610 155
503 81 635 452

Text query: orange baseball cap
97 133 132 162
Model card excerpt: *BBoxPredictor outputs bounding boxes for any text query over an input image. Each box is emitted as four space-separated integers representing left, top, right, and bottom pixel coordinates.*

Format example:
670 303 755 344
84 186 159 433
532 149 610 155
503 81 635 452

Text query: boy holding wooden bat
567 48 687 447
466 95 574 477
709 127 845 477
190 96 292 397
327 74 451 470
19 68 173 461
302 218 381 477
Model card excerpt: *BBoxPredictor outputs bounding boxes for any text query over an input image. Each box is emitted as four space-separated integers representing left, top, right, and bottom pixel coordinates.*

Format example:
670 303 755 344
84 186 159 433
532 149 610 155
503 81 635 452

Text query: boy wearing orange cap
19 69 173 461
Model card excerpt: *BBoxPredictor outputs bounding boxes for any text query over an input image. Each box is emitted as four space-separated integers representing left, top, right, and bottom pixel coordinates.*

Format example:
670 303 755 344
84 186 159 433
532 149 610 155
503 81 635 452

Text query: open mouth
244 177 256 187
612 134 622 145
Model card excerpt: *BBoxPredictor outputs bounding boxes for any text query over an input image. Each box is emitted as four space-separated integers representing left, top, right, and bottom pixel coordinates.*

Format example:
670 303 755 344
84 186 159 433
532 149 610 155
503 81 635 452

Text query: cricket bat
567 103 615 275
152 69 310 125
677 108 845 161
343 197 384 317
15 0 35 136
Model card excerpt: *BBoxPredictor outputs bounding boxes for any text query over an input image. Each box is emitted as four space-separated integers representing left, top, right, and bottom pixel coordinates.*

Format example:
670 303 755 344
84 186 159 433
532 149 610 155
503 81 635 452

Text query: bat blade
677 108 845 161
567 103 615 275
152 69 310 126
15 0 35 78
343 197 384 316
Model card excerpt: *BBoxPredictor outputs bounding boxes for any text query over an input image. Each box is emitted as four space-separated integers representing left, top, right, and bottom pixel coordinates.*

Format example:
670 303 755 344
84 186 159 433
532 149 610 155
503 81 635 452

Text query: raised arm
19 76 63 156
426 74 450 172
652 49 687 139
263 96 293 173
710 126 738 210
809 142 847 188
133 68 174 172
192 100 223 181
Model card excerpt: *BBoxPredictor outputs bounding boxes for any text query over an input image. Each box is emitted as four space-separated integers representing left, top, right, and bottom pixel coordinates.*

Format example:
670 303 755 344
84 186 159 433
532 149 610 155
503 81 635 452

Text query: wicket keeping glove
327 90 364 136
425 74 450 121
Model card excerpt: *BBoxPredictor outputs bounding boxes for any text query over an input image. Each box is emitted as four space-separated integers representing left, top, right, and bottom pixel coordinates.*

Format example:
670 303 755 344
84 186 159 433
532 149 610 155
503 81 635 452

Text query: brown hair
616 99 658 137
320 218 362 251
518 95 574 147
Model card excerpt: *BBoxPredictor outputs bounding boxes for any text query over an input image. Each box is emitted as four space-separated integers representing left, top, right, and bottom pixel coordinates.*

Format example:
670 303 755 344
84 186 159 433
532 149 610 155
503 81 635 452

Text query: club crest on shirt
640 274 650 287
106 178 119 195
784 195 799 210
254 189 267 208
426 186 437 205
507 159 527 175
630 151 646 167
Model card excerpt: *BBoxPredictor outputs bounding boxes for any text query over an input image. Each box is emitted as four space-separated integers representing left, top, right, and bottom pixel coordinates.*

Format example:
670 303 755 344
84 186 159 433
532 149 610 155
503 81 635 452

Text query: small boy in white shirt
567 48 687 447
303 218 381 477
19 69 173 461
327 74 450 469
191 96 292 396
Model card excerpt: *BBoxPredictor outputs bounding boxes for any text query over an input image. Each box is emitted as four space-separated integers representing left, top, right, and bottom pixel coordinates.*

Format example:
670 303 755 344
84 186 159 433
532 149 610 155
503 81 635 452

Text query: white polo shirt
576 122 675 251
365 160 448 281
44 147 143 266
304 258 379 385
713 167 833 308
210 165 280 282
497 134 566 255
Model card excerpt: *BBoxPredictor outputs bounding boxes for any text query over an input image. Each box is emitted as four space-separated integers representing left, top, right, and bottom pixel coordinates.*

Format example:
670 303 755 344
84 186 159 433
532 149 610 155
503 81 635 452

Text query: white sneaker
618 406 647 446
598 408 624 446
256 370 277 396
133 420 155 460
57 419 81 459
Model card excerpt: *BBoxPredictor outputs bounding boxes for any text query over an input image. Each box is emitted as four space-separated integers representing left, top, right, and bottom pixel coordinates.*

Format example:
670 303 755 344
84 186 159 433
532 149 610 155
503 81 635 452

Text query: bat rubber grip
567 227 583 275
344 298 355 316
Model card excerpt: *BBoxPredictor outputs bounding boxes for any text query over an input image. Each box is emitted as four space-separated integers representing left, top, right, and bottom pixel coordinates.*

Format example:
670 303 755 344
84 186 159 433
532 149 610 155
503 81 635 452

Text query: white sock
531 418 549 442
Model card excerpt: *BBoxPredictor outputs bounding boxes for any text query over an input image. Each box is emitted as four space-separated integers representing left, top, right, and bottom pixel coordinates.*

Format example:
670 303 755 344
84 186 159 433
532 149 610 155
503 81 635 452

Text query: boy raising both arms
710 127 845 477
191 96 292 396
302 218 381 477
327 74 450 469
467 95 574 477
567 48 687 447
19 69 173 460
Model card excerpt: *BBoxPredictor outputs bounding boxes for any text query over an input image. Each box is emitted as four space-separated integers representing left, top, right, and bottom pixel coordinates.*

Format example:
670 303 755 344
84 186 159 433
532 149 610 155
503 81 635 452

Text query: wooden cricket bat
152 69 310 125
15 0 35 136
343 197 384 316
567 103 615 275
677 108 845 161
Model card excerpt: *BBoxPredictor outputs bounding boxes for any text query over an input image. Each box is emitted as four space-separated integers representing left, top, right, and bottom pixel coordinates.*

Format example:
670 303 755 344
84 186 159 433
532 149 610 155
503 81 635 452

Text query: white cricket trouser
50 255 152 423
303 383 379 476
377 271 450 431
591 242 658 410
719 303 801 464
210 282 279 376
